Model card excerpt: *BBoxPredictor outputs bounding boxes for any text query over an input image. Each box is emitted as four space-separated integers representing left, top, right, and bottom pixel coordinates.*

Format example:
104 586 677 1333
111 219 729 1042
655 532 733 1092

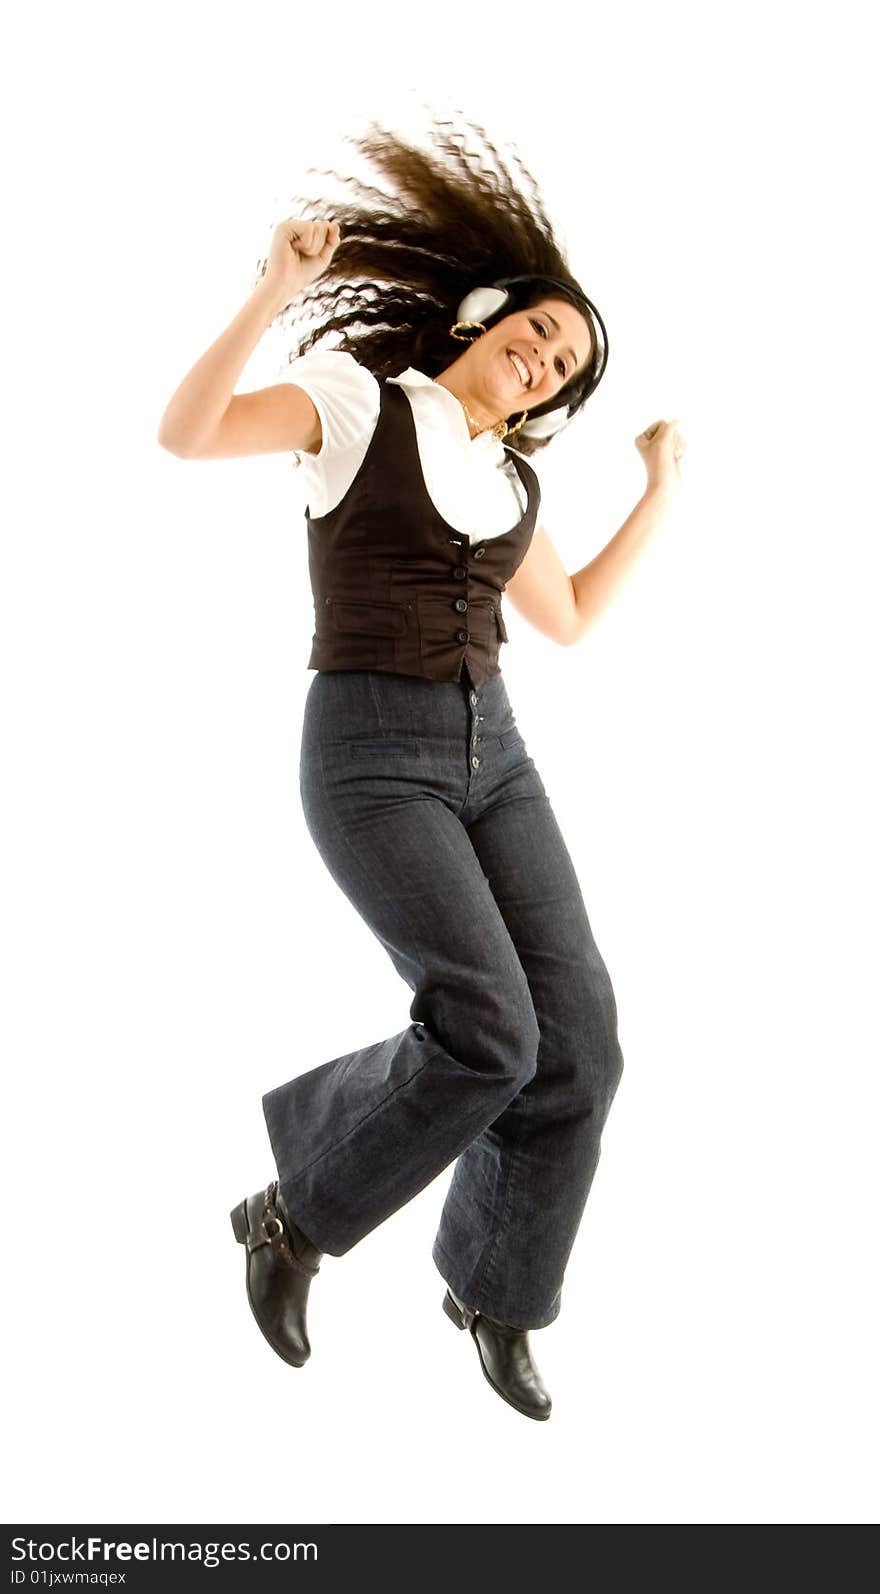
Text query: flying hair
257 110 605 456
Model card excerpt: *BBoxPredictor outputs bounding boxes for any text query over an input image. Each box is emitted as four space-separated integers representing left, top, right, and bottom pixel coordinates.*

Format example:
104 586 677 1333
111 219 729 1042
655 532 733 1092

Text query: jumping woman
158 114 686 1421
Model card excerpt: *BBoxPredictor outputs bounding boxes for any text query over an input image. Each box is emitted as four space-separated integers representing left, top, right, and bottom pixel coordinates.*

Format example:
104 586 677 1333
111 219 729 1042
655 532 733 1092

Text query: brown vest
304 377 540 687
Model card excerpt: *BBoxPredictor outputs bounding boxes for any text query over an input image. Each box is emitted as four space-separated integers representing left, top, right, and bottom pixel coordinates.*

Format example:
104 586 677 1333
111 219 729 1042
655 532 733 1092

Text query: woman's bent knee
469 1007 540 1095
490 970 540 1091
416 943 540 1086
564 968 625 1120
504 1005 542 1092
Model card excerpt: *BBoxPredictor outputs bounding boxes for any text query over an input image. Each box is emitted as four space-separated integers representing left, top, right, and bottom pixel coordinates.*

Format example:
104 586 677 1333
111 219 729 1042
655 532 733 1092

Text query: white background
3 0 878 1527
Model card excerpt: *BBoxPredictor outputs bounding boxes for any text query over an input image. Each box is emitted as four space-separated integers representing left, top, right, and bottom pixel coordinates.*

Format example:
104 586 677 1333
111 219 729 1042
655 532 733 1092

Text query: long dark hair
260 113 603 456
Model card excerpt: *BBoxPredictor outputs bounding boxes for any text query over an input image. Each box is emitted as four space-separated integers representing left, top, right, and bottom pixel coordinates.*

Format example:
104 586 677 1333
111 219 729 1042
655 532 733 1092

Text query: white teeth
508 350 530 387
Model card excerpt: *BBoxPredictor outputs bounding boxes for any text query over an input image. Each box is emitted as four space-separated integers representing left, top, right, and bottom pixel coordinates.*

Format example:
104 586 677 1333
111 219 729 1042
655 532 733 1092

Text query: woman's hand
256 216 342 306
635 418 687 494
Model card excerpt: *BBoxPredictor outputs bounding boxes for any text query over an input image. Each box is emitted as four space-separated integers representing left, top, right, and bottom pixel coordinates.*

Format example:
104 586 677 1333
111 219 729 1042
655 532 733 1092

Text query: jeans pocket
348 736 422 758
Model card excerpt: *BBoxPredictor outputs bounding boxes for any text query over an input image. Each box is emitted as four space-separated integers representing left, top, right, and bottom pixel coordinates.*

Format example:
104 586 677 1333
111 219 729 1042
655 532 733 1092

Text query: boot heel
230 1199 249 1245
442 1289 467 1330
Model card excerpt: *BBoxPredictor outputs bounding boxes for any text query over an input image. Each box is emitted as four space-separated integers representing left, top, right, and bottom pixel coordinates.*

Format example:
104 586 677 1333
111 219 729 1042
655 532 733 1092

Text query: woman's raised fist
256 216 342 304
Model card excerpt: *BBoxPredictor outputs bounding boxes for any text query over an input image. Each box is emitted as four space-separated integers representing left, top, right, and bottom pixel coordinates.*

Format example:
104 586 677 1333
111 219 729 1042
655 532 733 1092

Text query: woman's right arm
157 217 340 459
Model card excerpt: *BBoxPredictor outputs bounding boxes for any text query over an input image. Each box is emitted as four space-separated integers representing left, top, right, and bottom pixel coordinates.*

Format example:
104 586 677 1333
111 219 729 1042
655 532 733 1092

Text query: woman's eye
530 317 567 378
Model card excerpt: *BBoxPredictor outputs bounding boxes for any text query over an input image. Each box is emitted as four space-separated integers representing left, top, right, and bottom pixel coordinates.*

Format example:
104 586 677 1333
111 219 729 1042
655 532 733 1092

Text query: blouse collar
387 367 508 455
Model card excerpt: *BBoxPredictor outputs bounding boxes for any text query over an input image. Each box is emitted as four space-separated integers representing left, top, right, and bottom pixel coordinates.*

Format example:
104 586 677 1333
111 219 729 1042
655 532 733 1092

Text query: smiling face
454 295 595 425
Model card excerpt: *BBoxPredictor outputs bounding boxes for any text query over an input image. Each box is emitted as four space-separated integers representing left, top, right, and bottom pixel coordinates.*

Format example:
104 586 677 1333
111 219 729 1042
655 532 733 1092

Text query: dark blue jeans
262 665 624 1330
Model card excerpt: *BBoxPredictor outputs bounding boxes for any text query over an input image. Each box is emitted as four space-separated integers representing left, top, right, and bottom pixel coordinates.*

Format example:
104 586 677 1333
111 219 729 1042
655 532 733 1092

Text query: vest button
455 629 469 643
454 598 468 613
453 566 467 579
471 754 480 768
473 546 486 558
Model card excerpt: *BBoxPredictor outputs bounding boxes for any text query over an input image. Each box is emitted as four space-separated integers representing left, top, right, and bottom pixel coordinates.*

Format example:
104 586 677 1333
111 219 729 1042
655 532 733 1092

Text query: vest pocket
496 608 509 644
328 598 410 637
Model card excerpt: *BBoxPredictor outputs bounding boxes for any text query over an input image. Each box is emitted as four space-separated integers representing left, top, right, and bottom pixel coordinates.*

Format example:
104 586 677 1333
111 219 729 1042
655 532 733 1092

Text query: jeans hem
261 1106 346 1257
431 1237 562 1331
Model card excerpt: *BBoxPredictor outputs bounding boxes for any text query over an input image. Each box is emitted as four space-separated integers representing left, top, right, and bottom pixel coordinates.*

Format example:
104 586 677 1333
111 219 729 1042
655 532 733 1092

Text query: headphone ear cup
455 286 510 324
519 407 571 440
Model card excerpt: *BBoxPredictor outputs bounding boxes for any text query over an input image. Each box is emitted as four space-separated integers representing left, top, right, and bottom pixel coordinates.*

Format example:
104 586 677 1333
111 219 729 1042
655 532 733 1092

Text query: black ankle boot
230 1180 323 1367
442 1287 552 1421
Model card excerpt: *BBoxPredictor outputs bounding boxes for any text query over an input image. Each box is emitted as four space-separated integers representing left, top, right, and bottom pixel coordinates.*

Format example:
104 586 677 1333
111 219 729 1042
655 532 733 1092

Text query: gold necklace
460 399 508 442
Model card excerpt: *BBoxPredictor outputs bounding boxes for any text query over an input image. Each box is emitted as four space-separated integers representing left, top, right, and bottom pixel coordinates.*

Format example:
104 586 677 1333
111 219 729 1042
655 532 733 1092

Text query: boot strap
243 1183 321 1278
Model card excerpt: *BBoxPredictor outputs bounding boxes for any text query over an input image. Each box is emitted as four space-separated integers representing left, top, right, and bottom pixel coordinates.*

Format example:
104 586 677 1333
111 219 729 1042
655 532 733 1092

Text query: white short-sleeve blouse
283 348 532 543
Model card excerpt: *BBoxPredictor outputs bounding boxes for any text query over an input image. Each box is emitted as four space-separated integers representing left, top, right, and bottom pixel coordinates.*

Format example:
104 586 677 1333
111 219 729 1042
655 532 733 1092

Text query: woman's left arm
504 420 686 644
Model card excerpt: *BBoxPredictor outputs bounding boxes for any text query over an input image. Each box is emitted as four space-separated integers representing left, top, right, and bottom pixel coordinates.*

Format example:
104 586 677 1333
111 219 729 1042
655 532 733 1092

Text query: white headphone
454 276 608 440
